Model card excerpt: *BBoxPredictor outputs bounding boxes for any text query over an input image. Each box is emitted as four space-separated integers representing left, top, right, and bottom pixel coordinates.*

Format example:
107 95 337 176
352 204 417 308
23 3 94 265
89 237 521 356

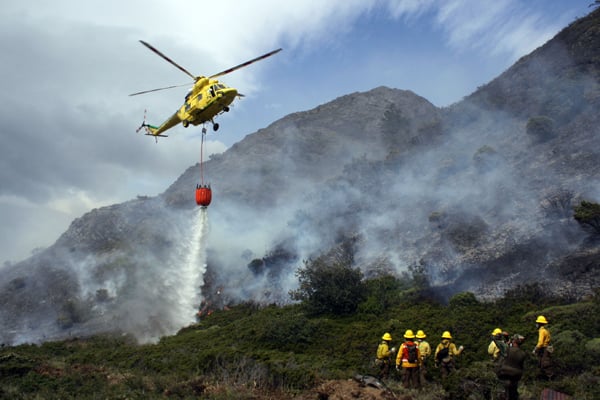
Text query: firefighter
396 329 420 389
488 327 508 362
434 331 464 379
497 334 527 400
376 332 396 379
532 315 553 379
416 329 431 386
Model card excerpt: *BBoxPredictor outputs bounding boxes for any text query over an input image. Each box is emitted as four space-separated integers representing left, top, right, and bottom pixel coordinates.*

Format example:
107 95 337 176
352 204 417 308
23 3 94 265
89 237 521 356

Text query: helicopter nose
223 87 237 97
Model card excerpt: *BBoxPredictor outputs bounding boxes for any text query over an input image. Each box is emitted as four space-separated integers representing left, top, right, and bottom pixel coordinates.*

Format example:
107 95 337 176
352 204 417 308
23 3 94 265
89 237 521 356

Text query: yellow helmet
441 331 453 339
492 328 502 335
416 330 427 339
536 315 548 324
382 332 392 341
404 329 415 339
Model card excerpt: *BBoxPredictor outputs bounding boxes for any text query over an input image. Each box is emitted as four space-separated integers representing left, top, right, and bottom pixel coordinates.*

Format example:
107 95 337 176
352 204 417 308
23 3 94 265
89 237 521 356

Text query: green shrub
584 337 600 358
254 310 315 351
552 329 589 373
289 259 366 316
359 274 405 314
443 361 502 400
574 200 600 235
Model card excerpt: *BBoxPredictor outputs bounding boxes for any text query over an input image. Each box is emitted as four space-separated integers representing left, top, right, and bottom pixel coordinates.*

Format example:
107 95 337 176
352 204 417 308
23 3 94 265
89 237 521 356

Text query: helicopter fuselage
178 78 238 127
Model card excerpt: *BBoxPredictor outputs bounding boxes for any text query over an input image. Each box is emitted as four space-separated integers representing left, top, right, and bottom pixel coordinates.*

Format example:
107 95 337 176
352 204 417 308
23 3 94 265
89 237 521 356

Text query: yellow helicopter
131 40 281 137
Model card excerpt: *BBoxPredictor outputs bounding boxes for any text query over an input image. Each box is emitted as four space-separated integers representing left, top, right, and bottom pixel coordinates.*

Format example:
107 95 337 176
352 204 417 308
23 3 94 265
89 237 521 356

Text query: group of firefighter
375 315 552 399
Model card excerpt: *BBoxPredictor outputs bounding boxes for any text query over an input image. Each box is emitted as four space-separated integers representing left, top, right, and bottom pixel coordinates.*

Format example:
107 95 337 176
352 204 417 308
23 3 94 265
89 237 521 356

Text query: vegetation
2 264 600 399
526 115 556 143
574 200 600 235
289 258 366 315
472 145 502 172
540 189 575 218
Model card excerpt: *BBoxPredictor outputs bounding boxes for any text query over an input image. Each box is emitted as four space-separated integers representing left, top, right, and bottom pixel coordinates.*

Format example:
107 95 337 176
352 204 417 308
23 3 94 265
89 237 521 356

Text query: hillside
2 282 600 399
0 8 599 346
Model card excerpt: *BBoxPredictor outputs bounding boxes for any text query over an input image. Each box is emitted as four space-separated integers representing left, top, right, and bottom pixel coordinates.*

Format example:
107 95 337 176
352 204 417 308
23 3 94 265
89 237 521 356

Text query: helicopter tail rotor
136 109 148 133
136 110 162 139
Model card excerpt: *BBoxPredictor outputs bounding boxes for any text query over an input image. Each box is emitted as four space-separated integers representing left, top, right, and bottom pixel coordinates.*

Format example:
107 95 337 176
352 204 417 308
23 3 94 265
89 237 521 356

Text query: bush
540 189 575 218
359 274 405 314
553 329 589 373
574 200 600 235
254 309 315 351
473 145 503 172
526 115 556 142
289 258 366 316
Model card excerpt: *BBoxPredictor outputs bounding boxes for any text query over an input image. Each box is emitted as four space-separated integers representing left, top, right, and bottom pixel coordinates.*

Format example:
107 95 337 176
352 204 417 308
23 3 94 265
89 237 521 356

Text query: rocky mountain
1 9 599 345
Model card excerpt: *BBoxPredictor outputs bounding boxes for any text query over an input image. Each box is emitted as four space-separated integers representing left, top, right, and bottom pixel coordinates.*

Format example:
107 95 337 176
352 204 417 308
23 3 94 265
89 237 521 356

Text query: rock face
1 9 600 345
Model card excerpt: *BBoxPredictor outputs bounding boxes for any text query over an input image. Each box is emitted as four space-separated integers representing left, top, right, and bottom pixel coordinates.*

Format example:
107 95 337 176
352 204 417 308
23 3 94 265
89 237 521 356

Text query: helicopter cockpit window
217 84 226 89
209 86 216 97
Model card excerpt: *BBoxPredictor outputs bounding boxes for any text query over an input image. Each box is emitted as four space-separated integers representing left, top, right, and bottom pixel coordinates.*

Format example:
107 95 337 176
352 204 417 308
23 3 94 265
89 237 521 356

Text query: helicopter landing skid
144 132 168 143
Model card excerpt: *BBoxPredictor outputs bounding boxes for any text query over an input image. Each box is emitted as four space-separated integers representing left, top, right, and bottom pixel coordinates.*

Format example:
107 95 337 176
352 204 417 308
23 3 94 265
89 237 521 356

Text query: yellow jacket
377 341 393 360
488 338 507 360
418 340 431 361
488 340 500 359
536 326 551 349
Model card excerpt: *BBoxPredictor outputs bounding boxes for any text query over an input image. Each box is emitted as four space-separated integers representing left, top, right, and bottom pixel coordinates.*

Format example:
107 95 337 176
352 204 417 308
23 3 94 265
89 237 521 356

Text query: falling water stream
152 207 209 340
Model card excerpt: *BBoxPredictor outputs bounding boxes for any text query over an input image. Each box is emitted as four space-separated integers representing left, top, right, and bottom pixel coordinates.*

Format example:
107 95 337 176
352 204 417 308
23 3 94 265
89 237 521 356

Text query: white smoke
4 205 211 345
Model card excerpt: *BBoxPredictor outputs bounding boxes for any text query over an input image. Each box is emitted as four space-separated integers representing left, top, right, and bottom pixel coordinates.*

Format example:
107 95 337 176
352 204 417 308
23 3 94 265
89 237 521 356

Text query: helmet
404 329 415 339
382 332 392 341
441 331 453 339
492 328 502 335
416 330 427 339
536 315 548 324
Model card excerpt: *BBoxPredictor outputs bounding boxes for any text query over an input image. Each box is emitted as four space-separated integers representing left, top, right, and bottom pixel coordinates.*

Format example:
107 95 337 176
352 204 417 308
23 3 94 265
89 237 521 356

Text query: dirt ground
291 376 423 400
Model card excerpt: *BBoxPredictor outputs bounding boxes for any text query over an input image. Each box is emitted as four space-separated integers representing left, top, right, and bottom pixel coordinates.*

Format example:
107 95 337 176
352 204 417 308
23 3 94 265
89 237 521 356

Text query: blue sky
0 0 594 263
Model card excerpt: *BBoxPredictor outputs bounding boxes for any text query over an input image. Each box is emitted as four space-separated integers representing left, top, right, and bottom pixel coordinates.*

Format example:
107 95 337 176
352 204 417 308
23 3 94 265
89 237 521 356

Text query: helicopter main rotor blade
139 40 196 81
129 83 191 96
209 48 282 79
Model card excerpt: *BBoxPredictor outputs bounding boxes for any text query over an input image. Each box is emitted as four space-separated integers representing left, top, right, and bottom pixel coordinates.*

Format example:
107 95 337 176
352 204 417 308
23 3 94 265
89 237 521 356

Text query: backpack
404 343 418 363
493 339 508 359
436 345 450 363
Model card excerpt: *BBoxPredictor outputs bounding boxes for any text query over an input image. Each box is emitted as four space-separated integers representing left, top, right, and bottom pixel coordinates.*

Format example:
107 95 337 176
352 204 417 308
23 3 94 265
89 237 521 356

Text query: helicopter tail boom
136 121 167 137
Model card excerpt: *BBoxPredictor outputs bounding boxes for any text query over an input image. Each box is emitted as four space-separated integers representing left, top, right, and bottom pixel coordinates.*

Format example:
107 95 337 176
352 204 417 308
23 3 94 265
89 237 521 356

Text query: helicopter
131 40 282 138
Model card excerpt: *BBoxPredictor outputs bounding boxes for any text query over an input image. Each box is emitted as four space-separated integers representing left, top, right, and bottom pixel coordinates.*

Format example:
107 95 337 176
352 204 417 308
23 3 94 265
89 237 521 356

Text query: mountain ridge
1 9 599 345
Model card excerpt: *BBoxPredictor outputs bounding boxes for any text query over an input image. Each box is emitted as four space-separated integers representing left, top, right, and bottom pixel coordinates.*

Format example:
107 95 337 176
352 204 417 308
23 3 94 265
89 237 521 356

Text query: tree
574 200 600 235
540 188 575 218
289 258 366 315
